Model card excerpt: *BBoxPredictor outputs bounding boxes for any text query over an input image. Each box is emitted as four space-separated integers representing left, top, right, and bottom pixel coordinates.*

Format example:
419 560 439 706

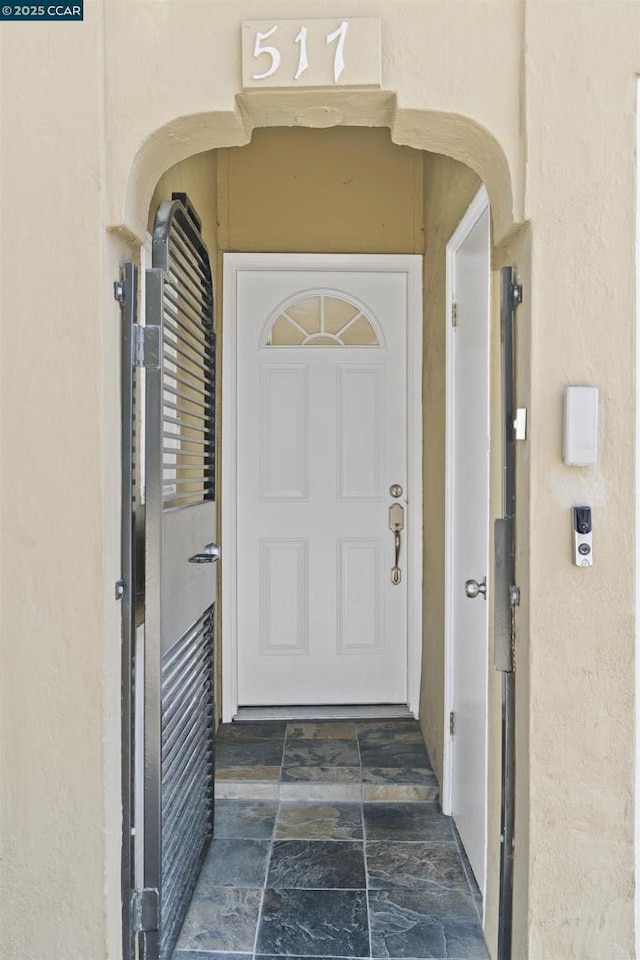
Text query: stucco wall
218 127 423 254
517 5 638 956
0 7 130 958
1 2 639 958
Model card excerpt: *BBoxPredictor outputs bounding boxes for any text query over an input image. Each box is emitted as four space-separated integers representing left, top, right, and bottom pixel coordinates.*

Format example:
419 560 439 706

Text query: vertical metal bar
143 268 164 960
499 670 516 960
497 266 518 960
502 267 517 521
120 262 138 960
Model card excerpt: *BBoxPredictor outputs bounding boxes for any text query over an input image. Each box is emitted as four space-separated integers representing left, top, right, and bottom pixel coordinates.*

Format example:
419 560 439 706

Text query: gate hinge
133 887 159 934
510 283 523 310
133 325 161 368
451 301 458 327
449 711 455 736
510 584 521 607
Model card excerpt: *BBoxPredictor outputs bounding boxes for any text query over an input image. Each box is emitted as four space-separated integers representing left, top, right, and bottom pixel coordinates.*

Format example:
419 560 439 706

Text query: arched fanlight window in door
265 292 382 346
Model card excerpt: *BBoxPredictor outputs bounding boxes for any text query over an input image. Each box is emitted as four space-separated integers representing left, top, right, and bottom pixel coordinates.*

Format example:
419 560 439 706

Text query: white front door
446 191 490 894
223 254 422 709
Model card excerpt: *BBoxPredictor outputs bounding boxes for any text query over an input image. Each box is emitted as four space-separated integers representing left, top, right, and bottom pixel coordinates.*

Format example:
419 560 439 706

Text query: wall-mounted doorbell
572 505 593 567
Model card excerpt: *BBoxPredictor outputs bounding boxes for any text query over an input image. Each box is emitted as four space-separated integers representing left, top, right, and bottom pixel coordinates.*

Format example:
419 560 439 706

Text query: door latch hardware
514 408 527 441
510 584 521 606
113 280 126 305
115 579 126 600
389 502 404 584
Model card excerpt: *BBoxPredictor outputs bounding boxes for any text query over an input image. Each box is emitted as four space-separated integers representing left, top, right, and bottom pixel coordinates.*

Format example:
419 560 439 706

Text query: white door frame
222 253 423 722
442 187 491 824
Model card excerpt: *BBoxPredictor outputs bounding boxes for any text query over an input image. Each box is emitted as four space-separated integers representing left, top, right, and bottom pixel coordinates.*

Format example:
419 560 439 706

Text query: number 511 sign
242 18 381 89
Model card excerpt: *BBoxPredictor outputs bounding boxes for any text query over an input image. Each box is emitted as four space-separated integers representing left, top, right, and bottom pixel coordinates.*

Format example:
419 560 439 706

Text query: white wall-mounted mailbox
563 386 599 466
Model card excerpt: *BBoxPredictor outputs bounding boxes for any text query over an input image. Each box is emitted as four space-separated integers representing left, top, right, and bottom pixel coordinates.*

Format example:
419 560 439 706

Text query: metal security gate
495 266 522 960
120 193 218 960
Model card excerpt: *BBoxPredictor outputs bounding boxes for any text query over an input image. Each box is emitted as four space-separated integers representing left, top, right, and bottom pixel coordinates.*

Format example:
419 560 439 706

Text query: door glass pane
268 315 306 345
266 294 380 347
287 296 321 334
341 315 379 346
324 296 360 334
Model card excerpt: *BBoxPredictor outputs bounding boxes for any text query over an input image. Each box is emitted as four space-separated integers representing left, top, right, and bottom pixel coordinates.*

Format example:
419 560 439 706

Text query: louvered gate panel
160 608 214 957
142 193 217 960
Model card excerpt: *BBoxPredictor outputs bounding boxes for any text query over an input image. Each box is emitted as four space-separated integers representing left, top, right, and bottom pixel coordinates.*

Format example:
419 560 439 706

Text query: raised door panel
259 539 309 655
337 539 384 654
260 364 309 501
338 365 384 501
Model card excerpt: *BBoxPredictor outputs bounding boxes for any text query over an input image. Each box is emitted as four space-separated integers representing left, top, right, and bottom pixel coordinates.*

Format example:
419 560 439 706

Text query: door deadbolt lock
389 483 403 499
464 577 487 600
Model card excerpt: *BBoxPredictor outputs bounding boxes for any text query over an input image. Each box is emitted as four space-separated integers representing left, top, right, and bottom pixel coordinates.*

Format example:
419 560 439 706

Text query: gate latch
133 887 159 934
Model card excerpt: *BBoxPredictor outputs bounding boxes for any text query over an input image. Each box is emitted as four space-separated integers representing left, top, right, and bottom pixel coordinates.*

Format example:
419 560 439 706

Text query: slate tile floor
173 720 489 960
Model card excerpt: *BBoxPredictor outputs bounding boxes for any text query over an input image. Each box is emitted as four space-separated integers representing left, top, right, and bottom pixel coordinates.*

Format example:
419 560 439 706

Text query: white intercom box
563 386 599 466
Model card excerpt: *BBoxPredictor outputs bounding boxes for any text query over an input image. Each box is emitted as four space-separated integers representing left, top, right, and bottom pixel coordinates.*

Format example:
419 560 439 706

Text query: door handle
389 502 404 585
189 542 221 564
464 577 487 599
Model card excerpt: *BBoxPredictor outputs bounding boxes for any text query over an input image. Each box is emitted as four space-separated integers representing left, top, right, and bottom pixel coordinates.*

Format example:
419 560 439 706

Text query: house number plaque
242 18 381 89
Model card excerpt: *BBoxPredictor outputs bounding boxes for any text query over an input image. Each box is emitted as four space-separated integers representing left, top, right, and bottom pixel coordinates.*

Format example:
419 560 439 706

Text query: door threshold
233 704 415 722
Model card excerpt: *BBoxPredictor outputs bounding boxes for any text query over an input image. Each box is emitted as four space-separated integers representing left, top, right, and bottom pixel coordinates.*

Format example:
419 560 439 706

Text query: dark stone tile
281 765 361 783
215 764 281 781
369 890 488 958
286 722 358 741
275 801 363 840
175 888 262 953
268 840 366 889
174 954 253 960
257 888 369 957
362 767 437 785
366 841 468 890
363 803 454 842
357 720 423 743
217 721 287 741
214 799 278 839
195 838 270 889
216 739 285 768
363 784 439 803
359 741 430 770
283 739 360 768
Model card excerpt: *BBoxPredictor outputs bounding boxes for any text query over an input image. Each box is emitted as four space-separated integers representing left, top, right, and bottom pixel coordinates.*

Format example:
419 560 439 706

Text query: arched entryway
115 96 525 960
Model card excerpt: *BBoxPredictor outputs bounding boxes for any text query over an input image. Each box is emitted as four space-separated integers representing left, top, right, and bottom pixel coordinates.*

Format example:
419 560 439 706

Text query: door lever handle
189 542 221 564
389 503 404 585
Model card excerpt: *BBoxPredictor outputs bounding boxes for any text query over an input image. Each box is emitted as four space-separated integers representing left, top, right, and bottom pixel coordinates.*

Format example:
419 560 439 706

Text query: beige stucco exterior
1 2 638 959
